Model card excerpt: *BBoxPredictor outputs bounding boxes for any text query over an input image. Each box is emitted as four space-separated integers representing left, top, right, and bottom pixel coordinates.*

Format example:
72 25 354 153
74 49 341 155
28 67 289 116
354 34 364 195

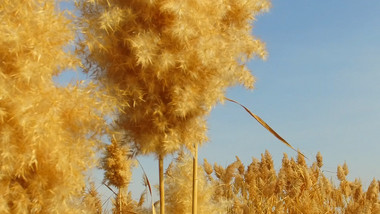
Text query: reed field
0 0 379 213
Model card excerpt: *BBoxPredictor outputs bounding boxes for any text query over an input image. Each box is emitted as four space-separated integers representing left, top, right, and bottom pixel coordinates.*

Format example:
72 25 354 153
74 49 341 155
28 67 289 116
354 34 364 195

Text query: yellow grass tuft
0 0 115 213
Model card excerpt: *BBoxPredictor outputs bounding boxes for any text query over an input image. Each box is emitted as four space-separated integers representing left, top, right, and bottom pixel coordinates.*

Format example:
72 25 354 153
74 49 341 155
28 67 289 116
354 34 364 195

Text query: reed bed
1 0 379 213
100 151 379 214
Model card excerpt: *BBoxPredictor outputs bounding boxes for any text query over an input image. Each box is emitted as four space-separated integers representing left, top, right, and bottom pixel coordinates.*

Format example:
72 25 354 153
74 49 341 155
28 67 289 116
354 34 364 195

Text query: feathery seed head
316 151 323 168
102 137 134 188
0 0 114 212
77 0 270 156
203 158 213 176
337 165 346 181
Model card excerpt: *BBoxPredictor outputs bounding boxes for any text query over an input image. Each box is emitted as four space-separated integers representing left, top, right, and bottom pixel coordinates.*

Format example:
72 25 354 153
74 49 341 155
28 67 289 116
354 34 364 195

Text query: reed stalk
159 155 165 214
192 143 199 214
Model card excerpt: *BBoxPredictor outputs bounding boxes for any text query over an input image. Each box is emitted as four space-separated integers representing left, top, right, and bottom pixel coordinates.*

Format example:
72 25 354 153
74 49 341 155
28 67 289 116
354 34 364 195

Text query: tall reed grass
159 151 379 213
0 0 114 212
76 1 270 212
97 150 379 213
2 1 378 213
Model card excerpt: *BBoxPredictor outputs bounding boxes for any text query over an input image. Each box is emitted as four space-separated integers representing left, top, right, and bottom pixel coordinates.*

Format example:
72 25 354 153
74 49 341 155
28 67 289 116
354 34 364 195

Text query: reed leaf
225 97 307 159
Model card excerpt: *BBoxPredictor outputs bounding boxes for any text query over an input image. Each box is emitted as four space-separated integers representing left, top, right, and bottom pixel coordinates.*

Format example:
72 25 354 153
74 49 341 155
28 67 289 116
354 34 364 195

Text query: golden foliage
205 151 380 214
0 0 114 213
2 1 379 214
83 182 102 214
77 0 270 156
102 136 135 189
145 150 380 214
165 151 229 214
113 189 137 214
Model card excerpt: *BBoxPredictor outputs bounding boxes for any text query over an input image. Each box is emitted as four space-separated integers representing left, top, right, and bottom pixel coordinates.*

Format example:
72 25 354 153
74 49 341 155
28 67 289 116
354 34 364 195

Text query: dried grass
0 0 114 213
2 1 379 214
203 151 380 214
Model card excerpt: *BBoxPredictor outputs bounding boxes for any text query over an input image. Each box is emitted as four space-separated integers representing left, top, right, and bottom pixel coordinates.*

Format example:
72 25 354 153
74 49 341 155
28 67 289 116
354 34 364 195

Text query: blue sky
58 0 380 206
215 0 380 184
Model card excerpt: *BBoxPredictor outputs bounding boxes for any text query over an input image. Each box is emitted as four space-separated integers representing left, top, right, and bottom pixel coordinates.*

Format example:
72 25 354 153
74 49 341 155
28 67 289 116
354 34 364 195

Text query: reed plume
0 0 113 212
77 0 270 212
203 151 380 214
165 151 229 214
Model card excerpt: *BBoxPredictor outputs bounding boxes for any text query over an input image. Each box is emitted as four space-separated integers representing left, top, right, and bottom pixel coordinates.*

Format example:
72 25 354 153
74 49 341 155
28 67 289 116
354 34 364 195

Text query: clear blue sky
58 0 380 206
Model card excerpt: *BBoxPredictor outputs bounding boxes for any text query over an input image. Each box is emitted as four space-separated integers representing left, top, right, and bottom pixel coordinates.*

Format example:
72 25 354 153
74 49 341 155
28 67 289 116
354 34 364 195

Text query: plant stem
159 155 165 214
192 143 198 214
119 190 122 213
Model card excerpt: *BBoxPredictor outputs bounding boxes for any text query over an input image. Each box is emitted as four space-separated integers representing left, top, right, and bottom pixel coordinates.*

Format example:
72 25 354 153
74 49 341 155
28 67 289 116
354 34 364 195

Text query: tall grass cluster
0 0 114 212
1 0 379 213
77 0 269 156
76 0 270 212
201 151 380 214
101 151 380 213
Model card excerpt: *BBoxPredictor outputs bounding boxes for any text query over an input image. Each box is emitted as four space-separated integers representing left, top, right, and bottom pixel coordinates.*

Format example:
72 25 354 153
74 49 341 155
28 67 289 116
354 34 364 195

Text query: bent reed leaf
225 97 307 159
135 158 155 210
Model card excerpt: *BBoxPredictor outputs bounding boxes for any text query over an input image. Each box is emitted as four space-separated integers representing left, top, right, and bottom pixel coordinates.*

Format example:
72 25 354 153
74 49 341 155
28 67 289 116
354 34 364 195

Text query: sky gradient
57 0 380 207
